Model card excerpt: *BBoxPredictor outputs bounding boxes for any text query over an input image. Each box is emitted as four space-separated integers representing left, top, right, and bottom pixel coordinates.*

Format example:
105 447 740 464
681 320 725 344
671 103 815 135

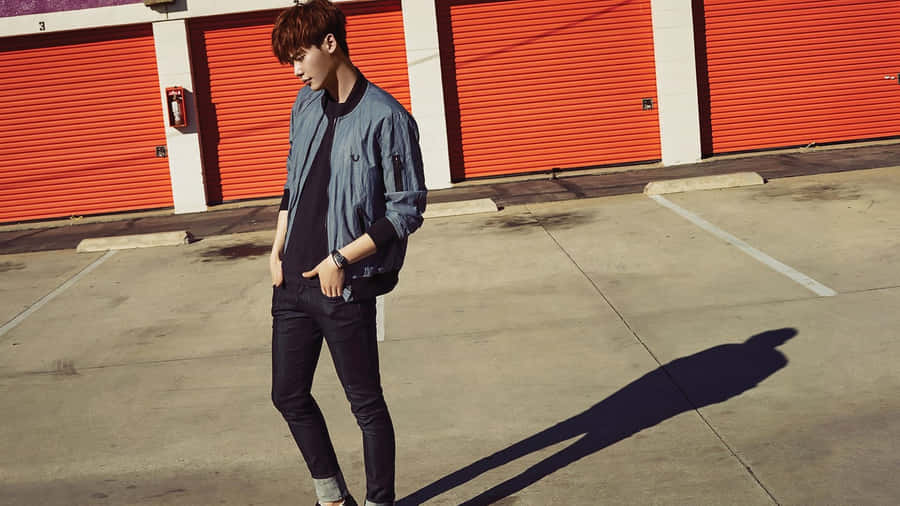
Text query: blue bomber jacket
281 77 427 300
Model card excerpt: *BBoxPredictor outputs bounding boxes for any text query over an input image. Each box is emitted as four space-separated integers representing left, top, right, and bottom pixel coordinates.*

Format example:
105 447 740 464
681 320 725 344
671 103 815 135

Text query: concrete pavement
1 167 899 504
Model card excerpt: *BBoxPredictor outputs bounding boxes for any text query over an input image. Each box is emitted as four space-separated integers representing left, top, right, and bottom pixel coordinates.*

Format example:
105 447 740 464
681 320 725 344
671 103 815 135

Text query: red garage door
701 0 900 154
190 1 411 204
0 25 172 223
440 0 661 179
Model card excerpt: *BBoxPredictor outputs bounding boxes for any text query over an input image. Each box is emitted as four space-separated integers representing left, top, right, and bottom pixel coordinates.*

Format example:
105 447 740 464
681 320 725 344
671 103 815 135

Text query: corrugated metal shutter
701 0 900 154
440 0 661 179
0 25 172 223
190 0 411 204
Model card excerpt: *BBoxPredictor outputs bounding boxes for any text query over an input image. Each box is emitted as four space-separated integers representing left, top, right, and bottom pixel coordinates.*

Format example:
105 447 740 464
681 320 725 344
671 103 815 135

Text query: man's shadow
399 328 797 505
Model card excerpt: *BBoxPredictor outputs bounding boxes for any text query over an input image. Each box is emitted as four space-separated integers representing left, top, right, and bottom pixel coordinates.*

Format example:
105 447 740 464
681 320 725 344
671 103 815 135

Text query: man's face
292 38 336 91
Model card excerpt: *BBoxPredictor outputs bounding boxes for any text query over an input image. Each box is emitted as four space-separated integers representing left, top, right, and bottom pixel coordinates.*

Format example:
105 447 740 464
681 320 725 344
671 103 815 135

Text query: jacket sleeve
378 110 428 240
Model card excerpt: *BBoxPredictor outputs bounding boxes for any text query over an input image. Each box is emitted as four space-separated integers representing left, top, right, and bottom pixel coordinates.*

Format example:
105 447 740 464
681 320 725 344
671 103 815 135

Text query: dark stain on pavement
483 214 540 230
0 261 25 272
483 212 593 232
107 295 130 309
200 243 270 262
535 212 595 230
53 360 78 376
755 183 862 202
133 325 173 344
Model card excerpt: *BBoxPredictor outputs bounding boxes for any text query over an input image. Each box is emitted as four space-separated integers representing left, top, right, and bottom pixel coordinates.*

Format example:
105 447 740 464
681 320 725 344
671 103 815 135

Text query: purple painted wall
0 0 144 18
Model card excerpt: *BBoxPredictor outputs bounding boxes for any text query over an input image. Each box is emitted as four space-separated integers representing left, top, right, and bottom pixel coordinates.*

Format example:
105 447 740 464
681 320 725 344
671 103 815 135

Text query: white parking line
0 250 118 339
649 195 837 297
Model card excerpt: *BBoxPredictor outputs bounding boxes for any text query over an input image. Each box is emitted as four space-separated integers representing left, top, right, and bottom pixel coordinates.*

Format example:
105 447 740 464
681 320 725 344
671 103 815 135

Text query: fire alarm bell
166 86 187 128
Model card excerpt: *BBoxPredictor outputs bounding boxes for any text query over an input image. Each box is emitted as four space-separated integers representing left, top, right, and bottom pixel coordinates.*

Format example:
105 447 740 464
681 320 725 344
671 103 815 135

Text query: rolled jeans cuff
313 473 349 503
365 501 393 506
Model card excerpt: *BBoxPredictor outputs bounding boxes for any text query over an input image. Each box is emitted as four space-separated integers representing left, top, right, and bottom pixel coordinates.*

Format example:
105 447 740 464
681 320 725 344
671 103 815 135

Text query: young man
268 2 427 505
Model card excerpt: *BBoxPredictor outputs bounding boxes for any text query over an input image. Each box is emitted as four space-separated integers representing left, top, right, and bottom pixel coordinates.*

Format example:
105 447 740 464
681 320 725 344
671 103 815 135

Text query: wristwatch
330 249 348 270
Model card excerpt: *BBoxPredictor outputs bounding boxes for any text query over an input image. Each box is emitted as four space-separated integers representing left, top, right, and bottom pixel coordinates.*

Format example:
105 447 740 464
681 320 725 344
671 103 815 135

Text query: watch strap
331 249 348 269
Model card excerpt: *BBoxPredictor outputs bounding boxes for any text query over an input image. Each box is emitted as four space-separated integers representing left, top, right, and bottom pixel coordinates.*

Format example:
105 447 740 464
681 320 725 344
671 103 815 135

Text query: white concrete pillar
650 0 702 165
401 0 452 190
152 19 208 214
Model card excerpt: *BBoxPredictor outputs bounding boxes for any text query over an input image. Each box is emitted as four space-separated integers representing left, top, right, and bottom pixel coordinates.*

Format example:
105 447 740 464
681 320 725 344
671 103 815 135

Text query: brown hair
271 0 349 64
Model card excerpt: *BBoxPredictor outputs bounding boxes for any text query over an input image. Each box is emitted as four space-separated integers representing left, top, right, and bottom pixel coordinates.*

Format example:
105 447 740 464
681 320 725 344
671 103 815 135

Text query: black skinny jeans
271 275 395 505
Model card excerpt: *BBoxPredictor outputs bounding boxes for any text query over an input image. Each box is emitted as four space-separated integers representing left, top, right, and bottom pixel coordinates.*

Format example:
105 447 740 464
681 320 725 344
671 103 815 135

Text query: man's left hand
302 255 345 298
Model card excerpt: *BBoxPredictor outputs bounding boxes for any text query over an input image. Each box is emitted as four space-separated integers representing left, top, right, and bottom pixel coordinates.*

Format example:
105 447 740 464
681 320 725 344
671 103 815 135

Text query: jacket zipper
392 154 404 192
356 206 366 234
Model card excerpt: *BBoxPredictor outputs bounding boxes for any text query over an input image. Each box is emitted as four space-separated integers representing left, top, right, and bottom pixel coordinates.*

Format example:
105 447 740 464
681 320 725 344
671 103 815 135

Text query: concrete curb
423 198 498 219
76 231 193 253
643 172 764 195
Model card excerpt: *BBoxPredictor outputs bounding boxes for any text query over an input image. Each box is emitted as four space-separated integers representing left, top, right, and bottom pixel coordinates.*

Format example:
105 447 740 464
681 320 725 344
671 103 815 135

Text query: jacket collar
322 71 367 119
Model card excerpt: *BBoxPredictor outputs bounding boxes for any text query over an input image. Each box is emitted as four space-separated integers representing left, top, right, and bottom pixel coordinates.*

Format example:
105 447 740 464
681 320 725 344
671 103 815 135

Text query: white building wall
0 4 158 37
650 0 703 165
0 1 296 37
153 19 208 214
401 0 453 190
0 1 383 38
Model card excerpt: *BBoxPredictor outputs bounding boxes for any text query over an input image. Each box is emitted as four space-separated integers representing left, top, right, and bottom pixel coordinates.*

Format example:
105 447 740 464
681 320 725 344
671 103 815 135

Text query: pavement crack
841 284 900 295
524 205 659 361
526 204 782 506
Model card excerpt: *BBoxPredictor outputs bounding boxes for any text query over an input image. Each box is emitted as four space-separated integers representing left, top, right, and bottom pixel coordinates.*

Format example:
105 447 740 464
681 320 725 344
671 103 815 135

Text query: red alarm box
165 86 187 128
